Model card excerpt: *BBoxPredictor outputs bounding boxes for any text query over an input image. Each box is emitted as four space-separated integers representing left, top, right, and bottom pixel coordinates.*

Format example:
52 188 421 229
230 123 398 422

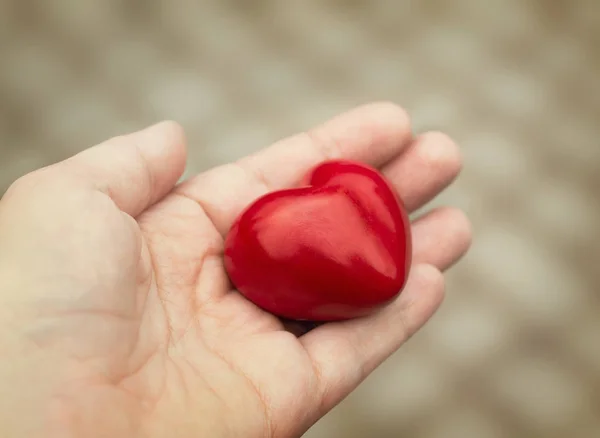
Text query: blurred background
1 0 599 437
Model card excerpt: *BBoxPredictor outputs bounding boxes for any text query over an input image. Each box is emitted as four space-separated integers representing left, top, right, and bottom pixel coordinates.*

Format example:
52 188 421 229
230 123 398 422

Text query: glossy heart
224 160 412 322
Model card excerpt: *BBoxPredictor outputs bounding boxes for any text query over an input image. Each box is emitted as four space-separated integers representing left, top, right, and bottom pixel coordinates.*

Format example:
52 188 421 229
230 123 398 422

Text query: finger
62 121 187 217
177 102 412 236
238 101 412 188
300 264 445 415
411 207 473 270
382 131 462 212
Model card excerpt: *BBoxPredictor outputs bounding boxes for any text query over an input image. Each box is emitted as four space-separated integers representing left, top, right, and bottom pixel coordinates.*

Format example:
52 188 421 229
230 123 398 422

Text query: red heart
224 160 412 322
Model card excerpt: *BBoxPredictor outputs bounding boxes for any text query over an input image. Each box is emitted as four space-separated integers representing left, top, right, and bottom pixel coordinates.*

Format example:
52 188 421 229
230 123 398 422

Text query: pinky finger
300 264 445 415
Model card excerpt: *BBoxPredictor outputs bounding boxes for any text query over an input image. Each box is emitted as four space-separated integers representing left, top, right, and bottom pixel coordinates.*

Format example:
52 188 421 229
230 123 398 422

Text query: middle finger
382 131 463 213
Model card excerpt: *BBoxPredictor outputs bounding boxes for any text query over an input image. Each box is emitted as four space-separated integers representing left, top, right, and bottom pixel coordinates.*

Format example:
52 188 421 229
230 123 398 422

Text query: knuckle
4 164 80 207
304 128 342 161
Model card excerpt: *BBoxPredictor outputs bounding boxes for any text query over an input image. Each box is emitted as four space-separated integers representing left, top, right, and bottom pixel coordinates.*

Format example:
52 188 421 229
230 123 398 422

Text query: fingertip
447 207 473 256
134 120 188 192
411 207 473 270
156 120 187 149
383 130 463 212
137 120 188 167
309 101 413 167
355 101 413 159
415 131 463 177
363 101 412 135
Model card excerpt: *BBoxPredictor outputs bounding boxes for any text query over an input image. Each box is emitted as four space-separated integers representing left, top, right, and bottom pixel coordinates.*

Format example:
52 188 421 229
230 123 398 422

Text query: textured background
1 1 599 437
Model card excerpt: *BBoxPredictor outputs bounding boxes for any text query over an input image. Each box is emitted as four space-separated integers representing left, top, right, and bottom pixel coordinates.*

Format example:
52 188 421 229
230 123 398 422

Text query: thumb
62 120 187 217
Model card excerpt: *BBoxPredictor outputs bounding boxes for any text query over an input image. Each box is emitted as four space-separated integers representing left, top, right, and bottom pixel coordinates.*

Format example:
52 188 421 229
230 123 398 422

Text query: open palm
0 103 471 438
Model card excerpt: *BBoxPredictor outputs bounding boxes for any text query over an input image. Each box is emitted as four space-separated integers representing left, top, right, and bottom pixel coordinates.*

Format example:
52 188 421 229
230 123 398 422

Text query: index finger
238 101 412 190
177 102 412 236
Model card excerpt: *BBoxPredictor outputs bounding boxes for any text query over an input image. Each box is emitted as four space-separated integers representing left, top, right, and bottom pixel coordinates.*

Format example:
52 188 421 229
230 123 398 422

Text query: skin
0 102 471 438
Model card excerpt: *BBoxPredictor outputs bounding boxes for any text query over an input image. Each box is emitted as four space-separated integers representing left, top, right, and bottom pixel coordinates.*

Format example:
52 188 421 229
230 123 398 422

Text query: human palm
0 103 471 438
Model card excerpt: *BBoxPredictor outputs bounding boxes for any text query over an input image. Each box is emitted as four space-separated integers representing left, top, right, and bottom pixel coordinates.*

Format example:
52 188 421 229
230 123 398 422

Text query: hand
0 103 471 438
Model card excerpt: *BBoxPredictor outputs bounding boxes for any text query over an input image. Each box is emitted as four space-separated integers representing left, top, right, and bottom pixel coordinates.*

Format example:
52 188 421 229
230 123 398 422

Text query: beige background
1 1 599 437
